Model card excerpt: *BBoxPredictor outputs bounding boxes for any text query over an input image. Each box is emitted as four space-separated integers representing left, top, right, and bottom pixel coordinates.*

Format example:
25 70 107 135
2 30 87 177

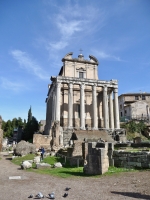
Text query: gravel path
0 152 150 200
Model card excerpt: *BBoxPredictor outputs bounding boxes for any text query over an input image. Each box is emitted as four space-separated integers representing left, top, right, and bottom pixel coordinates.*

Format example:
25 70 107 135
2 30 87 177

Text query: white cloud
11 50 49 80
48 41 68 50
47 4 104 51
0 77 25 92
93 50 123 62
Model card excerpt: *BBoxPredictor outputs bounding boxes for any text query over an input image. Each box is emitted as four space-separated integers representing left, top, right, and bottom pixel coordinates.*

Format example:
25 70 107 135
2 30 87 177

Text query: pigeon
65 187 71 191
63 193 68 198
48 192 55 199
28 194 33 198
35 192 44 199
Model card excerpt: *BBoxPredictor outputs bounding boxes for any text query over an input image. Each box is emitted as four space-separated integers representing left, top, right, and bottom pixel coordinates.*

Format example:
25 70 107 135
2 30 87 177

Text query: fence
120 115 150 122
55 152 84 168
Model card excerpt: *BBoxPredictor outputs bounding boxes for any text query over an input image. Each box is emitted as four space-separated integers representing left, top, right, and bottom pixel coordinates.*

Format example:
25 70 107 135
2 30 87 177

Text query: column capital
80 83 85 89
56 81 61 88
92 84 97 92
92 83 97 87
103 85 108 92
68 82 73 89
113 88 118 93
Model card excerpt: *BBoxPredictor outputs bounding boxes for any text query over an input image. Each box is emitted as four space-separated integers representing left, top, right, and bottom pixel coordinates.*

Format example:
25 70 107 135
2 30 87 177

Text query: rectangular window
120 104 122 109
142 95 145 100
79 72 84 78
135 96 139 100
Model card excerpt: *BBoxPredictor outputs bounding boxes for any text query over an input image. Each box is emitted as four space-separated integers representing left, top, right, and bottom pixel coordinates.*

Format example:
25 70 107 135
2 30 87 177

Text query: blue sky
0 0 150 122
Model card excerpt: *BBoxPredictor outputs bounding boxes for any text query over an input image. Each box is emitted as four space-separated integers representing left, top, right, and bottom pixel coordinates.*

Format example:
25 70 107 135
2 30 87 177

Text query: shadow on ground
57 170 98 177
5 157 12 160
111 191 150 199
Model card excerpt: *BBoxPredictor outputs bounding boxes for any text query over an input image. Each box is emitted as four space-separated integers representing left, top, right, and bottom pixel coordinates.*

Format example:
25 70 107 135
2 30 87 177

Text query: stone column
109 90 114 129
49 95 53 128
68 82 73 128
114 88 120 129
80 83 85 129
52 90 55 121
103 86 109 129
55 81 61 121
92 84 98 129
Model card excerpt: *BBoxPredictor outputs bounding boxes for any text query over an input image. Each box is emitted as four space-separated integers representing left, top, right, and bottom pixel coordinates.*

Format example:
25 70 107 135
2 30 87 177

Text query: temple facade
45 52 120 135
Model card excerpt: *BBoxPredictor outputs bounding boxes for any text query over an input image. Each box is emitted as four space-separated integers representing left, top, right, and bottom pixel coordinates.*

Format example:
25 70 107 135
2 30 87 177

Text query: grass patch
104 166 137 176
11 154 140 178
30 166 84 178
11 154 35 165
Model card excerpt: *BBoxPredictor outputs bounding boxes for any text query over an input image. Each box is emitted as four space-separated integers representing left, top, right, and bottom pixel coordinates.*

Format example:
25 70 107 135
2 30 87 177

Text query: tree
22 107 39 141
127 121 137 133
28 106 32 122
137 121 146 134
124 120 146 134
2 117 26 138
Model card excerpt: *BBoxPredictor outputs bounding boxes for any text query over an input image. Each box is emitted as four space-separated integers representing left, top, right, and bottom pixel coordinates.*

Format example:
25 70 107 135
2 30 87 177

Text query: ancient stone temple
44 52 120 136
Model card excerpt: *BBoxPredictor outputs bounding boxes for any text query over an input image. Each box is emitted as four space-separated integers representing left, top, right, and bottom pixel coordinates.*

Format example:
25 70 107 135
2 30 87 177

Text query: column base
92 127 98 130
80 127 85 130
67 126 74 130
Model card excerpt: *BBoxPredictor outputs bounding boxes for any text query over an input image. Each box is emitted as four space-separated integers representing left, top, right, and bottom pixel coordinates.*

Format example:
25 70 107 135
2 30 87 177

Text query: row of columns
49 81 120 130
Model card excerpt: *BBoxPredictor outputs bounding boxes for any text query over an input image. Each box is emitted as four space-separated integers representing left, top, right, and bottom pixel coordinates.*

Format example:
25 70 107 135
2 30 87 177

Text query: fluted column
92 84 98 129
68 82 73 128
103 86 109 128
52 90 55 121
55 81 61 121
109 90 114 129
50 95 54 126
114 88 120 128
80 83 85 129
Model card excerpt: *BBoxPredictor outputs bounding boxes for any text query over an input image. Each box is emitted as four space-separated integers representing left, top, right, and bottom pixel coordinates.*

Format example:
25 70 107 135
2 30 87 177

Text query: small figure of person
39 147 45 161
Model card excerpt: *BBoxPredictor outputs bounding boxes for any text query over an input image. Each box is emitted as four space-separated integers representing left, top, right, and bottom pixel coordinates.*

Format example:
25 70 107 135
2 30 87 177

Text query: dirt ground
0 152 150 200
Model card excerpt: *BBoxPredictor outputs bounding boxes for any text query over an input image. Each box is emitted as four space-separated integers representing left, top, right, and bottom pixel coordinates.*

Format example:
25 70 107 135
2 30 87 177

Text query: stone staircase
63 129 114 145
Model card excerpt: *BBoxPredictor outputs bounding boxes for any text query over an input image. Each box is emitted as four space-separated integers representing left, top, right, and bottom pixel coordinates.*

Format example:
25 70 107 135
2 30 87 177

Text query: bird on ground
48 192 55 199
65 187 71 191
63 193 68 198
35 192 44 199
28 194 33 198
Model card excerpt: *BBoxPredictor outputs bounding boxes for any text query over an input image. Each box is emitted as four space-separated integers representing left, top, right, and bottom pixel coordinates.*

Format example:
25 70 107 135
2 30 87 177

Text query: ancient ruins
32 53 128 174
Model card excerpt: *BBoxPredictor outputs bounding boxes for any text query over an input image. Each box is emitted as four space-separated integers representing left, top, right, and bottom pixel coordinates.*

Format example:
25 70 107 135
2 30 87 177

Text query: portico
45 52 120 135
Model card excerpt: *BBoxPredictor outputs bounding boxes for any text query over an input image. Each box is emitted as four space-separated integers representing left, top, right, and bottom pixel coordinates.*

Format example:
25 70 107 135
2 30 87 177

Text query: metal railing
120 115 150 122
55 152 83 168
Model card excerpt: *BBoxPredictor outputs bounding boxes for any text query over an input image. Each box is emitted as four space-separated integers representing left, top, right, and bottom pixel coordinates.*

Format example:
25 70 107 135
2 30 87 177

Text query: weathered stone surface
36 163 51 169
33 133 51 149
83 142 109 175
113 151 150 169
14 140 36 156
2 138 8 148
44 152 50 157
50 151 56 156
33 156 41 163
53 162 62 168
21 161 32 169
26 160 33 164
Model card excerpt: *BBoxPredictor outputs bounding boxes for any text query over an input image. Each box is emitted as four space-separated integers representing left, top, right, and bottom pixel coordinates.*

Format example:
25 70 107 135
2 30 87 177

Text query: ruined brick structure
83 142 109 175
